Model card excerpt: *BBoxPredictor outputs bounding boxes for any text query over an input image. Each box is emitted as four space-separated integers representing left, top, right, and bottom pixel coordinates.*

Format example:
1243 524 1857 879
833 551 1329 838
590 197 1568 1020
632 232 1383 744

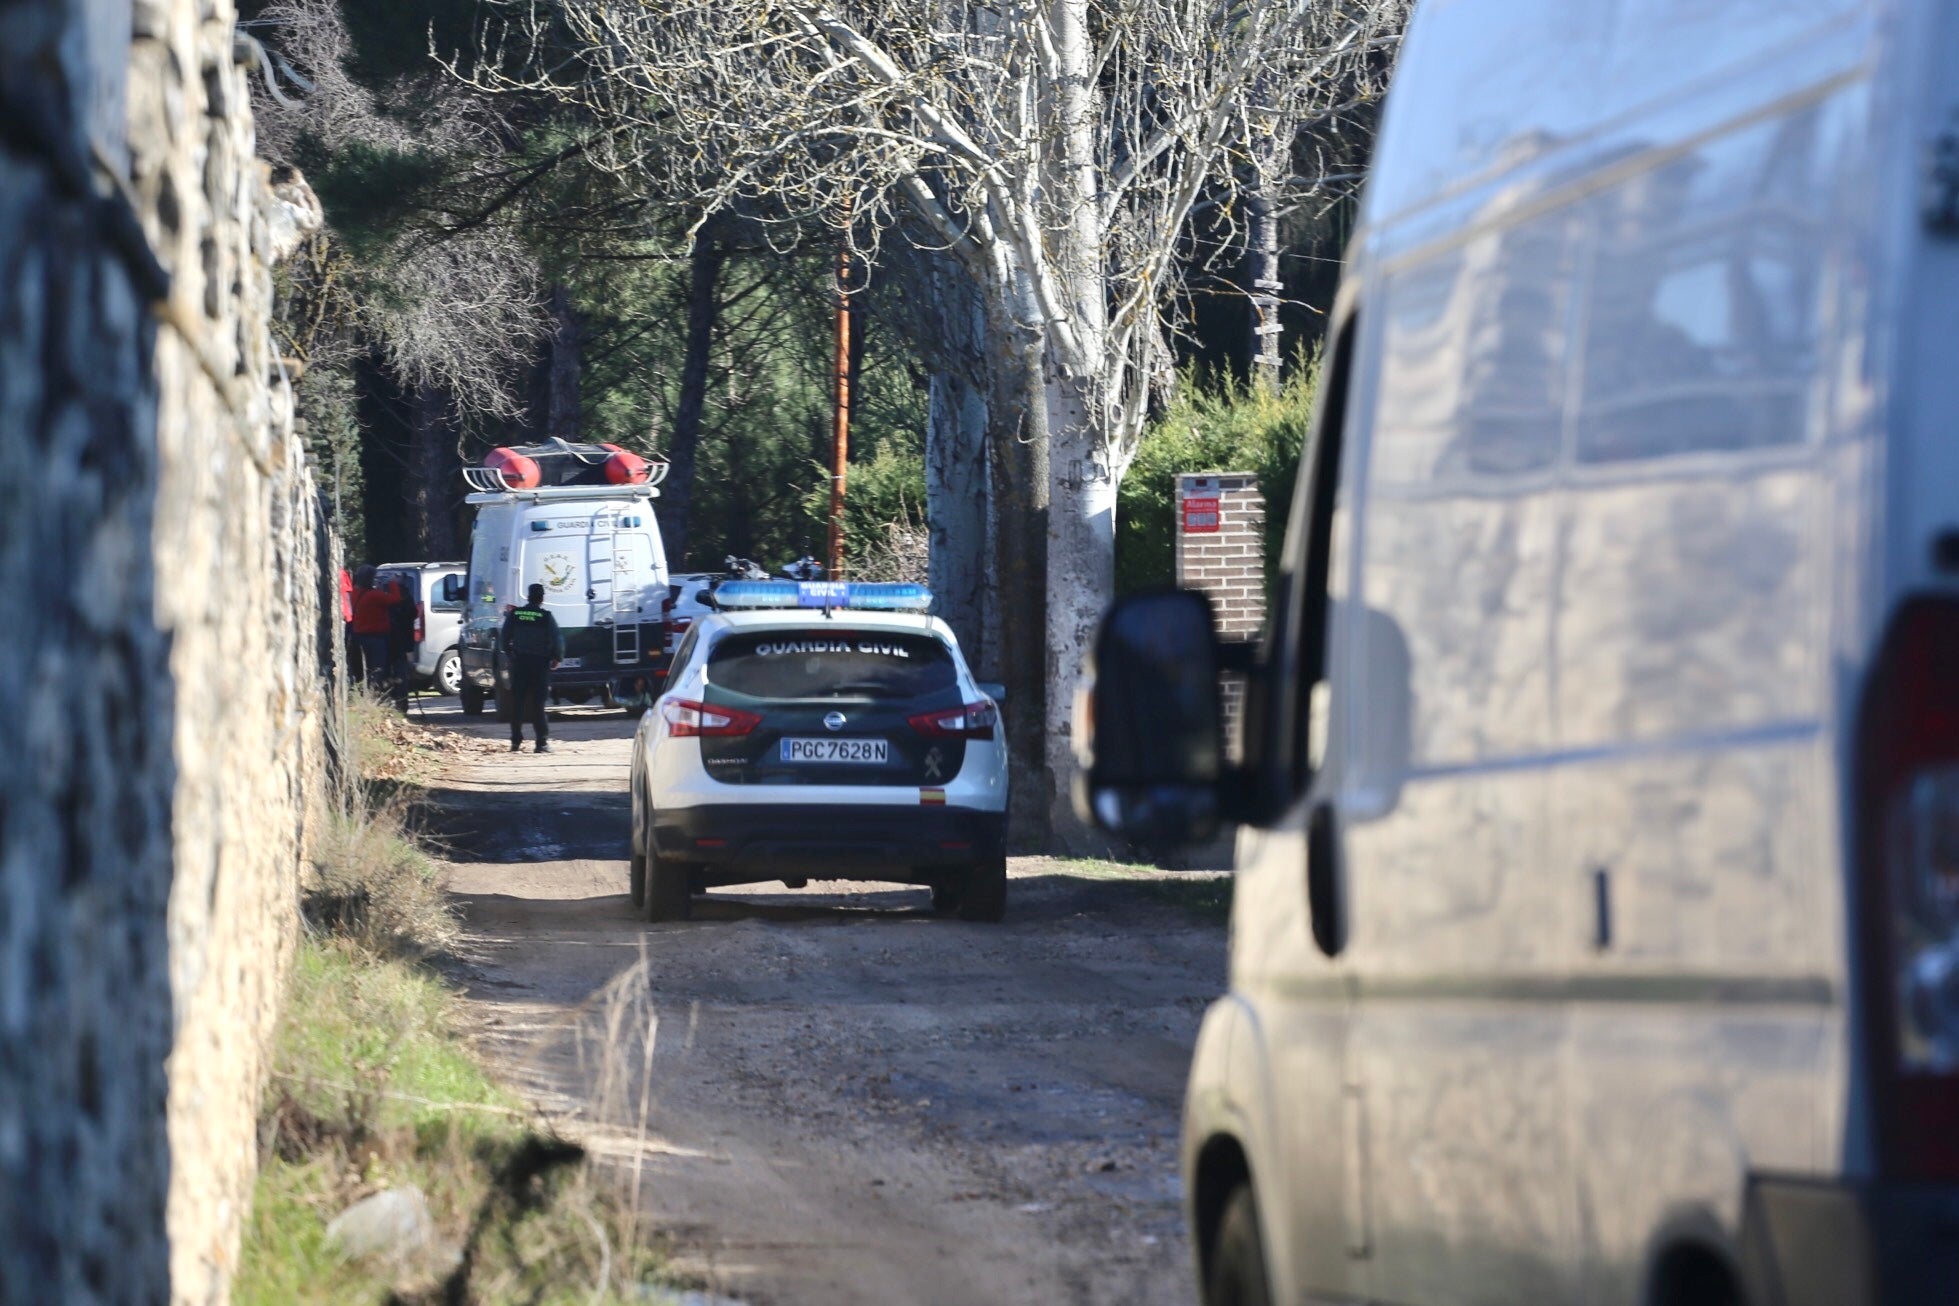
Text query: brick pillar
1174 473 1265 757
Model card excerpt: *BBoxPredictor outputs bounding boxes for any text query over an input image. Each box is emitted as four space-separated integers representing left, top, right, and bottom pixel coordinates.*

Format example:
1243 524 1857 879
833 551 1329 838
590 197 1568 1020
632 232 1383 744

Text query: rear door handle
1307 800 1345 957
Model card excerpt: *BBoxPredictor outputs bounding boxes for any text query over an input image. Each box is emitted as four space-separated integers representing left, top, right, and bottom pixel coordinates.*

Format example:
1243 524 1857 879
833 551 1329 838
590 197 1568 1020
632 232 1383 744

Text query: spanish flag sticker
920 788 947 806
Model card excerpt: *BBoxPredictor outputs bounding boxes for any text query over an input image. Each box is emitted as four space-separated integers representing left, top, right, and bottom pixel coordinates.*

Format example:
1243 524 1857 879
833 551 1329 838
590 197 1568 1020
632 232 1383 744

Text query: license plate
558 657 582 668
780 737 889 764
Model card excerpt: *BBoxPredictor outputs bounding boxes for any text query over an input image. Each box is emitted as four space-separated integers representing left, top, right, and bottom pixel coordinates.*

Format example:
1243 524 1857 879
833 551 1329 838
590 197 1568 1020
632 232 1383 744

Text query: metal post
827 216 852 578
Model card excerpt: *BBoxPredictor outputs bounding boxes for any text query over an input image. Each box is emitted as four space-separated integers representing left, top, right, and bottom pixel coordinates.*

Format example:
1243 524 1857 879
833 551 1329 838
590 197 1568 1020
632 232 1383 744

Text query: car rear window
707 629 957 700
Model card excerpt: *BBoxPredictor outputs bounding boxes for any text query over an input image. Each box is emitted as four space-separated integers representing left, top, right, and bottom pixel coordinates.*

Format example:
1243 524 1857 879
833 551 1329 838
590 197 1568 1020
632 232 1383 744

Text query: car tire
629 846 648 910
1205 1186 1273 1306
644 857 693 922
460 681 485 716
929 879 960 916
629 795 648 910
435 648 462 697
494 667 514 724
955 856 1007 923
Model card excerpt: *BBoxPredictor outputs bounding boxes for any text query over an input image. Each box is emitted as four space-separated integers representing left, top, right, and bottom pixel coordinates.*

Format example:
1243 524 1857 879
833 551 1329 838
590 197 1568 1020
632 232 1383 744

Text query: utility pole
826 206 852 579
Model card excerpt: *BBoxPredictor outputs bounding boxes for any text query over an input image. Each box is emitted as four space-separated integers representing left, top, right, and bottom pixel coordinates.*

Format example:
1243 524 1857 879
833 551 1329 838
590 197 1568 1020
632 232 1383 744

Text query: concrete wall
0 0 335 1300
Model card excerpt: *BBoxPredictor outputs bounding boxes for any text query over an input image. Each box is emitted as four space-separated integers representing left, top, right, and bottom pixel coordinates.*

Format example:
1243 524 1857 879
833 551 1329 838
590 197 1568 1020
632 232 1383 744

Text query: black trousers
509 656 551 744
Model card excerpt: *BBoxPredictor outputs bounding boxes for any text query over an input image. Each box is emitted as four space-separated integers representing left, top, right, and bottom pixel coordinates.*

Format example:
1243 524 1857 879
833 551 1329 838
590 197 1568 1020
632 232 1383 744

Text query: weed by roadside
236 691 676 1304
238 942 668 1304
1054 859 1234 925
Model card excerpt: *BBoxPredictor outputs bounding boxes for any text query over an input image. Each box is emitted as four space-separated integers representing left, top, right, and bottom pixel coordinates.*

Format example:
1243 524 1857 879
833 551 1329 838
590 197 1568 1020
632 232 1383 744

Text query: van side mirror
1074 590 1226 845
441 574 464 604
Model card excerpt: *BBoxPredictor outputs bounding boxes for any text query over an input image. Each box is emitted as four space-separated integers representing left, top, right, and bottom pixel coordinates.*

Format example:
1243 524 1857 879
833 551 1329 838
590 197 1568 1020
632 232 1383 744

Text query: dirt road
412 699 1227 1306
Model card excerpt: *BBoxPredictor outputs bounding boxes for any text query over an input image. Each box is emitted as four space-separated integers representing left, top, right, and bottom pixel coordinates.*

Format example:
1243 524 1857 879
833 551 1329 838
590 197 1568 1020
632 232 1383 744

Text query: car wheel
435 648 462 697
629 846 648 909
1205 1185 1273 1306
493 667 513 723
955 856 1007 923
460 680 485 716
644 858 693 922
629 793 648 909
929 879 960 916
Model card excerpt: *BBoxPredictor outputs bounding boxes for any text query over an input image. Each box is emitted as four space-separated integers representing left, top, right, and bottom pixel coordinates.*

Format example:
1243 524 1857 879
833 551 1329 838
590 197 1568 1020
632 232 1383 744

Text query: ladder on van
587 507 641 666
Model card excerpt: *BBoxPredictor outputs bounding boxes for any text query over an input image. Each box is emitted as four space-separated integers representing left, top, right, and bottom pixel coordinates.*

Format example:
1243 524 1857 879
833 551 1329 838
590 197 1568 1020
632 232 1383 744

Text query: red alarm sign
1182 496 1221 533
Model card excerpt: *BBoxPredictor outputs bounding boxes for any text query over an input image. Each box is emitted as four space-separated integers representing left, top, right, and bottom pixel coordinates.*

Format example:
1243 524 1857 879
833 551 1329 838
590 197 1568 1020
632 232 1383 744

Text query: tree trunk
987 323 1049 849
925 364 989 662
1042 367 1116 849
409 383 462 558
1247 179 1283 393
662 227 724 570
1040 0 1112 847
537 283 582 441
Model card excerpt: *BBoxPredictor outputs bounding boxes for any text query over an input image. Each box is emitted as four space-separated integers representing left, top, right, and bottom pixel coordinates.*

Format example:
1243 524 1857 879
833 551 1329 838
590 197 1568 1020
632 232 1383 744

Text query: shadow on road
687 890 938 924
414 786 628 864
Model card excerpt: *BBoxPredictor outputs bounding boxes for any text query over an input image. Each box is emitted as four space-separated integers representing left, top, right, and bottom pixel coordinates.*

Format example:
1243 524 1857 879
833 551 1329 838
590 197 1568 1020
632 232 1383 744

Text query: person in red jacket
349 566 404 694
339 568 362 682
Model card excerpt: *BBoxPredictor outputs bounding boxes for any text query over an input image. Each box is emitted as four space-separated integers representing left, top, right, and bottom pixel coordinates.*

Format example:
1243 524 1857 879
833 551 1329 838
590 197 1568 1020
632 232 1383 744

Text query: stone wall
0 0 337 1301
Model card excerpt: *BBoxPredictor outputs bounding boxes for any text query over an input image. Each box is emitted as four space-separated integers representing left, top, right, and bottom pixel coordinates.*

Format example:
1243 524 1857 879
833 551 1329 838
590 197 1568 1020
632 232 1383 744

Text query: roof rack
462 482 660 505
462 466 512 493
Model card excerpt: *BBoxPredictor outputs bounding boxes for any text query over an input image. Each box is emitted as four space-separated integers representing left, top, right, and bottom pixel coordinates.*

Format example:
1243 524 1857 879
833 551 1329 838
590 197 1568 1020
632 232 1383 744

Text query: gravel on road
411 698 1228 1306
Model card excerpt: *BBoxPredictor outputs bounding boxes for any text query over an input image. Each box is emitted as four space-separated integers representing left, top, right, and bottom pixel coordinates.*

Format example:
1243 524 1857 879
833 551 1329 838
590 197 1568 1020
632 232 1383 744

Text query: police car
627 581 1009 922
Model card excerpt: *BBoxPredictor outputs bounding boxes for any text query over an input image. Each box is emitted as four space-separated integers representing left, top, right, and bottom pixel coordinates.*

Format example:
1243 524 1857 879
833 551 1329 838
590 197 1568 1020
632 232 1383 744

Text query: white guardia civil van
1079 2 1959 1303
630 581 1009 923
456 441 671 715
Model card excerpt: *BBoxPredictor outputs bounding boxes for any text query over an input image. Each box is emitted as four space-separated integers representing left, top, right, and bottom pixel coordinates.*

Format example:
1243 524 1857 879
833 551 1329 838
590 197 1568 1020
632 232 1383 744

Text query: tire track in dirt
415 701 1225 1306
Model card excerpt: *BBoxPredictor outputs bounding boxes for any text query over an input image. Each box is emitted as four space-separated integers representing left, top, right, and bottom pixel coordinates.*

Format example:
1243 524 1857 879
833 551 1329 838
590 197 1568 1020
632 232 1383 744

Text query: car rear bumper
1743 1176 1959 1306
651 802 1006 882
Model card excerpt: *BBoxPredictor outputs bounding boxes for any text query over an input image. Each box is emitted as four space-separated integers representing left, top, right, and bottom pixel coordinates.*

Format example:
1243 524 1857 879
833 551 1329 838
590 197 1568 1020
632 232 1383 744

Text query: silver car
373 561 465 695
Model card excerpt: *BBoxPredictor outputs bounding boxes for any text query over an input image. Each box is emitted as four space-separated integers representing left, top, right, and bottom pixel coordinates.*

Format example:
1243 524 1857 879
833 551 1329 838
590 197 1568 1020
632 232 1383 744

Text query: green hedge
1114 361 1319 597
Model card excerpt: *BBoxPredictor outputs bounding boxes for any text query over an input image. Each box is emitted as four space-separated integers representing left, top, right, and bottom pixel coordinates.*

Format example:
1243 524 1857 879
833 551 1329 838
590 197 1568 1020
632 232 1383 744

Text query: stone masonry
1 1 336 1302
1174 472 1265 754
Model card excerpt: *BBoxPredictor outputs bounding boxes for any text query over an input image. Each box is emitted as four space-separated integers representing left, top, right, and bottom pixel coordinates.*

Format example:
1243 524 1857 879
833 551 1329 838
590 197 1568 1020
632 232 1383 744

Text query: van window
706 630 957 701
1574 103 1834 465
468 521 501 607
1371 208 1580 488
1362 211 1576 766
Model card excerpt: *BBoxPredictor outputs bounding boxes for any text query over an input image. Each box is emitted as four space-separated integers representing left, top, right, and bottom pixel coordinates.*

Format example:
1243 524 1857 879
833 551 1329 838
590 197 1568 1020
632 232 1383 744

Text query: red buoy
484 446 541 489
600 444 649 485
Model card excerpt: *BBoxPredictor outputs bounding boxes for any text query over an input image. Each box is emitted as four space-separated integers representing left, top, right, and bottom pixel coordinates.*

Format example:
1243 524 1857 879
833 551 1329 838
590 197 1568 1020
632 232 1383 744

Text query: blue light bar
712 581 934 613
845 583 933 611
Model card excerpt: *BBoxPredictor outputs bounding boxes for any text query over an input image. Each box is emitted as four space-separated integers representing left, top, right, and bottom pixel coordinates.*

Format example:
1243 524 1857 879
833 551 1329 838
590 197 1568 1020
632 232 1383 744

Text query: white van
1080 2 1959 1303
457 451 670 716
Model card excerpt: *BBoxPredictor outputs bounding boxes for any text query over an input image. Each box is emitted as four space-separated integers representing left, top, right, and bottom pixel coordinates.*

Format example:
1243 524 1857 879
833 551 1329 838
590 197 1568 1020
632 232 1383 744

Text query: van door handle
1307 800 1345 957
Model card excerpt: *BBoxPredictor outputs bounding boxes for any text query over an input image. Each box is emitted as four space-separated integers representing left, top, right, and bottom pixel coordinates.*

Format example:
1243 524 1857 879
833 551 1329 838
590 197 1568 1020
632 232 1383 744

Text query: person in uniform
500 583 563 752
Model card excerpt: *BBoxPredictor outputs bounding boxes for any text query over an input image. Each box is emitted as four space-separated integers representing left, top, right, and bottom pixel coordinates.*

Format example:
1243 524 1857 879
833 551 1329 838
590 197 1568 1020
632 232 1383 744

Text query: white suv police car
628 582 1009 922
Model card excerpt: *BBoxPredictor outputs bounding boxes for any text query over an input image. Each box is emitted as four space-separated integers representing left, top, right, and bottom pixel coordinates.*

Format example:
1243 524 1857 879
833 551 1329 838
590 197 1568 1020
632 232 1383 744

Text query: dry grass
238 689 684 1303
237 944 671 1305
305 794 458 960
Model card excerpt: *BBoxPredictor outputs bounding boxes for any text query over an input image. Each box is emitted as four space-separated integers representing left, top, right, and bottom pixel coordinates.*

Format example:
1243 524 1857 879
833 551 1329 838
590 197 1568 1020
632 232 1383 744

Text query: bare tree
246 0 544 419
463 0 1408 841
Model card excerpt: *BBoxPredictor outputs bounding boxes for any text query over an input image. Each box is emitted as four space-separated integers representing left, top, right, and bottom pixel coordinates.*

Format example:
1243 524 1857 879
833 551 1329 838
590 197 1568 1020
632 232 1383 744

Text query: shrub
1115 359 1319 598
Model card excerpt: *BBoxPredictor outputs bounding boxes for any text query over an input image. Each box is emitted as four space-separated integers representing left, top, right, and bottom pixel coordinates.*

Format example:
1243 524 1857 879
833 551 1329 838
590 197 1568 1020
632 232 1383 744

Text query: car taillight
910 701 997 740
413 602 425 643
661 697 761 738
1859 597 1959 1179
